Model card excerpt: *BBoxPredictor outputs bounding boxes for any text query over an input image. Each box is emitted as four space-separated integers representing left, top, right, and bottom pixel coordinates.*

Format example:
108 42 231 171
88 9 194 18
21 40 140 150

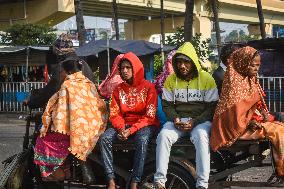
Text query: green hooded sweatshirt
162 42 219 126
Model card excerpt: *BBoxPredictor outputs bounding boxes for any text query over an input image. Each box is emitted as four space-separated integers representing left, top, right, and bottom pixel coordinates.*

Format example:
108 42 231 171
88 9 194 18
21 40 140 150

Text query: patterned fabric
34 132 70 177
109 52 159 134
211 46 262 150
210 46 284 177
154 50 176 95
98 54 124 99
214 46 259 116
41 71 107 161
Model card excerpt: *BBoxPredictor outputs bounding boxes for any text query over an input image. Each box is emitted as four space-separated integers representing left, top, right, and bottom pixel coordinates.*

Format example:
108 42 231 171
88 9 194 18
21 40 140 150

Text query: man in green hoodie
153 42 219 189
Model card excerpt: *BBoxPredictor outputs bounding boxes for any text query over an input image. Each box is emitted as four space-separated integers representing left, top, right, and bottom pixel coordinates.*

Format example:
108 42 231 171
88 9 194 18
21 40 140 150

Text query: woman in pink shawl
98 54 124 99
153 50 176 95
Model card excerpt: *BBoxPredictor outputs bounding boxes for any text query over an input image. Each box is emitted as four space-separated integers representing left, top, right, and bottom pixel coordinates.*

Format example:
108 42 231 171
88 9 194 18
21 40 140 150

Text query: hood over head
229 46 259 77
119 52 145 86
172 42 201 79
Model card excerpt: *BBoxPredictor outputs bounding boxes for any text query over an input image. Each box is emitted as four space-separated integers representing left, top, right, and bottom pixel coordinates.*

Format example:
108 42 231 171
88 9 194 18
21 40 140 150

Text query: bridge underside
0 0 284 40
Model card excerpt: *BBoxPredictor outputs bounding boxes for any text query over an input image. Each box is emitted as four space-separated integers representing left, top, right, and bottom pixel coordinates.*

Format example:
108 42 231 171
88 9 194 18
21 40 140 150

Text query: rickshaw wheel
141 162 196 189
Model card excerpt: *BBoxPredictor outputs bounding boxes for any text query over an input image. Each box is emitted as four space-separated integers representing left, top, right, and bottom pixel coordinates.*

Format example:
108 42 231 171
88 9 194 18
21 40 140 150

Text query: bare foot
130 182 138 189
108 179 116 189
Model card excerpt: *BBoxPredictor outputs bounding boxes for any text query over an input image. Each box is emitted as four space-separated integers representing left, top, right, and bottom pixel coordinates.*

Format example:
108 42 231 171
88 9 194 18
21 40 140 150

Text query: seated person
34 58 107 184
152 42 219 189
212 43 284 121
153 50 176 126
210 46 284 183
212 43 244 95
99 52 159 189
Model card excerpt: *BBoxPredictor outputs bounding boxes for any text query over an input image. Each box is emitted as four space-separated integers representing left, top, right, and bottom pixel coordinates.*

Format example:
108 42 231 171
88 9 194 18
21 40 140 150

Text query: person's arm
109 88 126 131
40 91 60 137
128 85 158 134
162 76 180 121
27 68 61 109
212 68 224 95
192 76 219 127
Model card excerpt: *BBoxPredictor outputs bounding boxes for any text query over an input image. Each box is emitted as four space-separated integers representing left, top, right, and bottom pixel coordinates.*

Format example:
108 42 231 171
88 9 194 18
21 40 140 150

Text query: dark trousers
99 126 155 183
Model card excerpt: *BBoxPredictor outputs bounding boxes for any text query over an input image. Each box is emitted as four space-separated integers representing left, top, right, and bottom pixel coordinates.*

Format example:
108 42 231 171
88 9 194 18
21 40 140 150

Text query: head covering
98 54 124 99
175 54 191 62
210 46 262 151
172 42 201 79
119 52 145 86
154 50 175 95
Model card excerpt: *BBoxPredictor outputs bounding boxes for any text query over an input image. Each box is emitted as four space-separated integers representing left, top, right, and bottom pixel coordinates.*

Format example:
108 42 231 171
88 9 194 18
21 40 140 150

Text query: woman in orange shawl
210 46 284 179
34 58 107 183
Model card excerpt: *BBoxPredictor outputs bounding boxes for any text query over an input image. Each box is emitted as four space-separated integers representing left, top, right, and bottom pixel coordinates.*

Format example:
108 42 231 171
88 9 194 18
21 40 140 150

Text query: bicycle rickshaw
0 110 272 189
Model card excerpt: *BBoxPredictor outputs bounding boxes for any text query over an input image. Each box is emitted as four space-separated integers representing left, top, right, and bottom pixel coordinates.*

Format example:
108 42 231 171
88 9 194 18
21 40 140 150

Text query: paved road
0 113 280 189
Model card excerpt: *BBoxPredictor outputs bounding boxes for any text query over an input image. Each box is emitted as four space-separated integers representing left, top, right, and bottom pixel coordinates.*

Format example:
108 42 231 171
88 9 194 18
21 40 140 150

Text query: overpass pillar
124 16 184 41
193 15 211 39
125 15 211 41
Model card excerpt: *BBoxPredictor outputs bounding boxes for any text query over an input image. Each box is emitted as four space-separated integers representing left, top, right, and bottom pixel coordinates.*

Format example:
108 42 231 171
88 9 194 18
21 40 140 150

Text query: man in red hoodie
99 52 159 189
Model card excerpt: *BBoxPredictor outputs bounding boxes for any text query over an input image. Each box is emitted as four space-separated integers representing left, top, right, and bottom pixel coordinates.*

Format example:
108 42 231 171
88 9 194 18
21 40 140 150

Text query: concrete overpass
0 0 284 40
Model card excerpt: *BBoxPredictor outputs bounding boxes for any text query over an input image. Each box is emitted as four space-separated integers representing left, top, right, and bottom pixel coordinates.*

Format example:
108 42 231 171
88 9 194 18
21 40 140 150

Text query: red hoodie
109 52 159 134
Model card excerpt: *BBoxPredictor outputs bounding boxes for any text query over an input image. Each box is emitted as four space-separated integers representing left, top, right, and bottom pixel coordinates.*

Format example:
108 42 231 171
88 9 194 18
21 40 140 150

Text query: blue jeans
99 126 155 183
154 121 211 189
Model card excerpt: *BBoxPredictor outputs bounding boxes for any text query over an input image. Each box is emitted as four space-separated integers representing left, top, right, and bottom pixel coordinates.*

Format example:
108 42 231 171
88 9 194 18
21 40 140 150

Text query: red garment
109 52 159 134
44 64 49 84
98 54 124 99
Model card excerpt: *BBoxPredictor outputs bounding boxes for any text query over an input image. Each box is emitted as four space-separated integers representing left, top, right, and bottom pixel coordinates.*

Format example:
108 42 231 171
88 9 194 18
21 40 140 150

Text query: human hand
180 119 194 131
260 109 269 122
248 120 262 131
117 128 125 141
176 119 194 131
22 99 29 106
174 118 181 126
119 129 131 141
40 132 46 138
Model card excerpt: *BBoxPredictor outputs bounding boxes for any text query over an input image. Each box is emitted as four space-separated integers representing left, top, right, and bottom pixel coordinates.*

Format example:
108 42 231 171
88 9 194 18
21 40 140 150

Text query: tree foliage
224 30 258 42
0 24 57 46
165 27 185 47
166 26 212 64
154 54 163 77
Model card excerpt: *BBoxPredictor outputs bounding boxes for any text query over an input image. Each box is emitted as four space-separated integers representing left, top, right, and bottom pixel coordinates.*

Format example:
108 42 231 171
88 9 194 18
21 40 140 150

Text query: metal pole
256 0 266 39
25 47 29 83
160 0 165 66
107 37 110 75
160 36 165 67
112 0 120 40
160 0 165 45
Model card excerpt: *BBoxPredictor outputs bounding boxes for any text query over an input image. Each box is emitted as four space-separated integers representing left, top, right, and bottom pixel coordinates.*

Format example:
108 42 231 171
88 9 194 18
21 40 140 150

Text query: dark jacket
27 61 96 109
212 66 225 95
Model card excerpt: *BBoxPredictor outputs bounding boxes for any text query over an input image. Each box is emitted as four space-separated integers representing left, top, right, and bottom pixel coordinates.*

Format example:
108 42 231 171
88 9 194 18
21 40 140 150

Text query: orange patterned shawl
210 46 260 151
41 71 107 161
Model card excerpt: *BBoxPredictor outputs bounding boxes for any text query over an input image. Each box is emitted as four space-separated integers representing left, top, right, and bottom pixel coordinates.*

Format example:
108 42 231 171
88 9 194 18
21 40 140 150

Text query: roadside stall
0 46 52 112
